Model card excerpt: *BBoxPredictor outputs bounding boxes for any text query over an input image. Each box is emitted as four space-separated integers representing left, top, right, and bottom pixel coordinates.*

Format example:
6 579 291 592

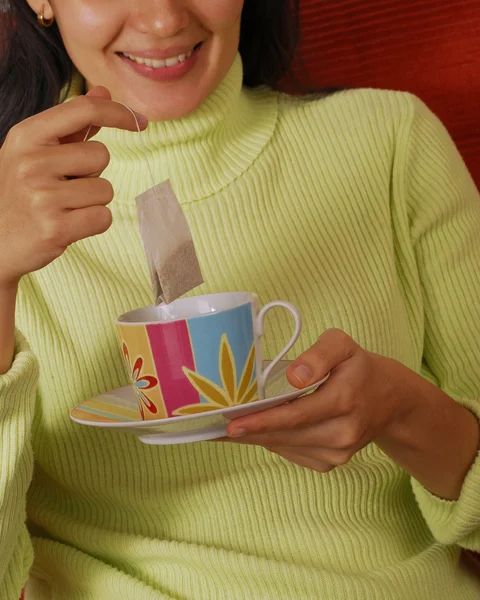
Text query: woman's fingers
58 178 115 209
226 376 356 437
287 328 358 389
0 88 138 283
37 141 111 178
13 94 148 147
61 86 112 144
60 205 113 246
227 417 364 451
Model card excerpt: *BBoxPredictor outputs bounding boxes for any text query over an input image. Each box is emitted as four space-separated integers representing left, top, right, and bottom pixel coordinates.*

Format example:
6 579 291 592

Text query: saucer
70 361 329 445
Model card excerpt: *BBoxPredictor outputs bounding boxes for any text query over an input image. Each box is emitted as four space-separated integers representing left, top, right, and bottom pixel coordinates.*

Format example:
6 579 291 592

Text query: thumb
60 86 112 145
83 86 112 140
286 328 358 388
86 86 112 101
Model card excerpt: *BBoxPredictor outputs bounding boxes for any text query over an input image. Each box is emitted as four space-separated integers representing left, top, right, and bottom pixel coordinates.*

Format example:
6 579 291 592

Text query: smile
120 43 202 69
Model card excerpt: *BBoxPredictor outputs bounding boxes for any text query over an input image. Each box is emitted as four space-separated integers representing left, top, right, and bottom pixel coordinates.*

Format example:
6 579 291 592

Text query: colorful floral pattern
174 334 258 416
122 342 158 419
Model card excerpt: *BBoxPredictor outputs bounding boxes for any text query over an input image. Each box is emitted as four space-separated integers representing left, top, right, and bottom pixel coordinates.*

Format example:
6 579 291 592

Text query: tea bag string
83 103 159 199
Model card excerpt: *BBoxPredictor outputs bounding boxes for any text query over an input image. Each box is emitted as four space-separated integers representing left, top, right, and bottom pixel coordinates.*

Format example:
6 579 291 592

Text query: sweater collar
65 54 278 202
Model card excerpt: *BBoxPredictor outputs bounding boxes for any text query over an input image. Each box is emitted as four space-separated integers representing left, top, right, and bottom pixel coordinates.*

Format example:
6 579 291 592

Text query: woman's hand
0 87 147 373
0 87 147 288
224 328 479 501
224 328 412 472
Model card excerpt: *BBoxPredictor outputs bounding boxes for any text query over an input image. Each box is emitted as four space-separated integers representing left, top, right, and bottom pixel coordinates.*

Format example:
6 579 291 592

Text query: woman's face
30 0 244 120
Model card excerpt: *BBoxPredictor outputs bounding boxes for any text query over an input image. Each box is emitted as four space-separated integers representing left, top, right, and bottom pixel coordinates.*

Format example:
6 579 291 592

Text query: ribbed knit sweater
2 55 480 599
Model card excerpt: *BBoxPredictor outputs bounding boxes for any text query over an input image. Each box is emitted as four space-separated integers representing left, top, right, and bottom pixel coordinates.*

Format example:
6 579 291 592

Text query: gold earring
37 4 55 28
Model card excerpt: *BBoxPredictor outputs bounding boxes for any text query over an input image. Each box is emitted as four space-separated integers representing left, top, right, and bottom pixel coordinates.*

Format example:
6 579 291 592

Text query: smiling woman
0 1 480 600
0 0 298 140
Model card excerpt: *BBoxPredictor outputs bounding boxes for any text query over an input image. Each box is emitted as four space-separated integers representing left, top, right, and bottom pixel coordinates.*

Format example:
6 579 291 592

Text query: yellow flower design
174 334 258 416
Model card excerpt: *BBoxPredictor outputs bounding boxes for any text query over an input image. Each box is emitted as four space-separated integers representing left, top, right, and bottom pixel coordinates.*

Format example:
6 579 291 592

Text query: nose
132 0 190 38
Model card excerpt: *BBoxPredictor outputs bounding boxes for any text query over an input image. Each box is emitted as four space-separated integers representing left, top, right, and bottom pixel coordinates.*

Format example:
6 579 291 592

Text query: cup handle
256 301 302 393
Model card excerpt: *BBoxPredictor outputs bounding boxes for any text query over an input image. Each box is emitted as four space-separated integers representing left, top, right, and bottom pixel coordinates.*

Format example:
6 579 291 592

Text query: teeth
122 49 195 68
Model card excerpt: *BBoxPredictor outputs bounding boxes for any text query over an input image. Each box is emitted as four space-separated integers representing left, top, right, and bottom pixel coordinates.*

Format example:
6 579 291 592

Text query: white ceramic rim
117 291 256 326
71 373 330 429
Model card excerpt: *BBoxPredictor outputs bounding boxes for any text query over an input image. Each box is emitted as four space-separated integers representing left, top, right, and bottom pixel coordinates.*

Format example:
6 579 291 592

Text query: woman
0 1 479 598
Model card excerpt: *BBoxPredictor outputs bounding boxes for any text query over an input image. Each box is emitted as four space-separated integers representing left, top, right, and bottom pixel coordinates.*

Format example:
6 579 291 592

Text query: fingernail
291 364 313 385
228 428 248 438
134 111 148 128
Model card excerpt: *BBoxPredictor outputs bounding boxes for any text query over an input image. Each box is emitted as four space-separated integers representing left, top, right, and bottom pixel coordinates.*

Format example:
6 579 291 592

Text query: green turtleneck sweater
2 55 480 599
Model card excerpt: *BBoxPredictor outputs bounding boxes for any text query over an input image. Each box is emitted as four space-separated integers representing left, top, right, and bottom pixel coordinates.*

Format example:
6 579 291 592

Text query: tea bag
136 180 203 304
83 104 203 305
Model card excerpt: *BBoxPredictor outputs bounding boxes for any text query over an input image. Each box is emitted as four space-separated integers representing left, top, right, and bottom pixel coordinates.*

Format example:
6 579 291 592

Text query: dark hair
240 0 300 88
0 0 300 144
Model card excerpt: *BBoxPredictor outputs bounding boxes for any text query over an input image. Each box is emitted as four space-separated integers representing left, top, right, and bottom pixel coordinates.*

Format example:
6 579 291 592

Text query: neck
67 54 279 202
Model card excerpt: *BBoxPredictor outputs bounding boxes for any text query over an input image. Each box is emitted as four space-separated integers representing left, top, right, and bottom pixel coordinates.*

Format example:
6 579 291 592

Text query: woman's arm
0 282 18 375
376 360 479 501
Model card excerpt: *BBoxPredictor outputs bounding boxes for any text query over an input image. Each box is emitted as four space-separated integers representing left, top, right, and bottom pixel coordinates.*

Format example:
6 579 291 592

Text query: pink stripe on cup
146 321 199 416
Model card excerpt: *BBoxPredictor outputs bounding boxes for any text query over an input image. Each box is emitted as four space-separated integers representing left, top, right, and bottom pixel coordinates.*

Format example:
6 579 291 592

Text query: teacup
117 292 302 420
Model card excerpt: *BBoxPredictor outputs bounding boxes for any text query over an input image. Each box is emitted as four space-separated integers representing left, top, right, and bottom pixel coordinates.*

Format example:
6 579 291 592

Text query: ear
25 1 54 21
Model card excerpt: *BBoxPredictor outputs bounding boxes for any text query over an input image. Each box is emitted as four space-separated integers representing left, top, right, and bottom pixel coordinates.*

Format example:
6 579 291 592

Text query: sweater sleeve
402 96 480 549
0 330 39 599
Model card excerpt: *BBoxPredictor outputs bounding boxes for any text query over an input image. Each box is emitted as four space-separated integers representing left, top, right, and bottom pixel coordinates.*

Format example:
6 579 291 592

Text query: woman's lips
118 43 202 82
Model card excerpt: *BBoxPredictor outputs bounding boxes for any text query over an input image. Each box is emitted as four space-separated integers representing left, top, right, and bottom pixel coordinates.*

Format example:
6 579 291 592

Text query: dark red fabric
291 0 480 188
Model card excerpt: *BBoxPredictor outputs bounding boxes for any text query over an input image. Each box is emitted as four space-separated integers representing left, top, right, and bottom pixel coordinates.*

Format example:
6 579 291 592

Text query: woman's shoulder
275 87 427 140
277 86 421 115
271 87 451 170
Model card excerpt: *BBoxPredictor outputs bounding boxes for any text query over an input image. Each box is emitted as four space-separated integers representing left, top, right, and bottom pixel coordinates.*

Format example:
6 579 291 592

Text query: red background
290 0 480 189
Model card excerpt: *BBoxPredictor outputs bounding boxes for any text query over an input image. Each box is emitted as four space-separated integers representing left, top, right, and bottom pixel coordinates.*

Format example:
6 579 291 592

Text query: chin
133 90 210 122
